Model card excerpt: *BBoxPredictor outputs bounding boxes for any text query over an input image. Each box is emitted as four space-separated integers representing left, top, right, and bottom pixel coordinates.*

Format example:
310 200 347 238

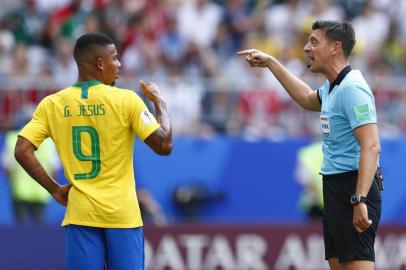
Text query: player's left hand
52 183 72 207
139 80 162 103
353 202 372 233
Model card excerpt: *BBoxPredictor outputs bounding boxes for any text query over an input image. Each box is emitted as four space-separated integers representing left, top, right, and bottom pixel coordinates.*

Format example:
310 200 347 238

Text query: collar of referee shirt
329 65 352 93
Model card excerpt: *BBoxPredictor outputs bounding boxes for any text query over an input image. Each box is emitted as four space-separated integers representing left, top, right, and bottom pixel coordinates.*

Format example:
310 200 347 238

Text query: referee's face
304 29 333 73
99 44 121 86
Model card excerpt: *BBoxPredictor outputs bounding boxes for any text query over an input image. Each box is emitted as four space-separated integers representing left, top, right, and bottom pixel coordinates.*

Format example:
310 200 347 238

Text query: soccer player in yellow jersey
14 33 172 270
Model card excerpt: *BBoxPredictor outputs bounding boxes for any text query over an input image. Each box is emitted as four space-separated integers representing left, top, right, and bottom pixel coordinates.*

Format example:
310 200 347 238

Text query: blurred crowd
0 0 405 138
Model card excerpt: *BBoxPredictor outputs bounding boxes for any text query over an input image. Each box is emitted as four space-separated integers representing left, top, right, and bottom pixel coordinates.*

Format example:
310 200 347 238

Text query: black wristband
350 194 367 205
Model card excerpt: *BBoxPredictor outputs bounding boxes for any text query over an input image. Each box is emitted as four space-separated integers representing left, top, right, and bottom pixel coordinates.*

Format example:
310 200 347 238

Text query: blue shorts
65 225 144 270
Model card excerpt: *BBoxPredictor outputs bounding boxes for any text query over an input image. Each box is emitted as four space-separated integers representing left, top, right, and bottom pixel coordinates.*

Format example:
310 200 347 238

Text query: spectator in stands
159 14 187 67
264 0 307 49
351 1 390 57
8 0 47 45
0 0 404 137
0 19 15 75
307 0 344 22
177 0 224 48
51 38 77 87
160 64 205 136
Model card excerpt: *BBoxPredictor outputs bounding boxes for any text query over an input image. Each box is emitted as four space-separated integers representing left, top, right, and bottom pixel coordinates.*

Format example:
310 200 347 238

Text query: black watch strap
350 194 367 205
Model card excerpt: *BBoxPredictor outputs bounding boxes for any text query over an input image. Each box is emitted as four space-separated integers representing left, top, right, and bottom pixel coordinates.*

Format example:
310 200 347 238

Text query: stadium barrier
0 137 405 225
0 224 405 270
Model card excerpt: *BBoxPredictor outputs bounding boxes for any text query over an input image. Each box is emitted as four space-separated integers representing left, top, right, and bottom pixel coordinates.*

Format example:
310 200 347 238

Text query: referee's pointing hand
237 49 272 68
353 202 372 233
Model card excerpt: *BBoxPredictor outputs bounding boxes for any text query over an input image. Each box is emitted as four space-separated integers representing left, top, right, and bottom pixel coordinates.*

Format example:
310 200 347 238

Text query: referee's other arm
353 123 380 233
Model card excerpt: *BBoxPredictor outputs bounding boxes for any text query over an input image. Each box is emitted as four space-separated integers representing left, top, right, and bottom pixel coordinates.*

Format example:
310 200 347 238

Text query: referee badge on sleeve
354 104 371 121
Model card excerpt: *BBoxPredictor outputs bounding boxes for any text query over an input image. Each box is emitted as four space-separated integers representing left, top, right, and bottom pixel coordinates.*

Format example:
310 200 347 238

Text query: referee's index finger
237 49 256 56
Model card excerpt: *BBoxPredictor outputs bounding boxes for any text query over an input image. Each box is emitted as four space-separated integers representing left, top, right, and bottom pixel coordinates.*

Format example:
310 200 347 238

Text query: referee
238 20 382 270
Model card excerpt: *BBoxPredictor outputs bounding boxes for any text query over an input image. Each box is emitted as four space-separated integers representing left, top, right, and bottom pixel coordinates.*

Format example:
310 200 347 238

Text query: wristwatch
350 194 367 205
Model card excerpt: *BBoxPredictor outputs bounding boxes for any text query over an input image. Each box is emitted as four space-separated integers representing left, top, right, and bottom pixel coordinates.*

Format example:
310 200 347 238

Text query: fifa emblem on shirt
320 116 330 137
141 109 153 125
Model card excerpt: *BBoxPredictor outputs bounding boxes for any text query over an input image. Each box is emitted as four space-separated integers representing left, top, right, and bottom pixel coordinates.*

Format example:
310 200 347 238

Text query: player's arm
353 123 380 233
140 81 173 156
238 49 321 111
14 136 72 206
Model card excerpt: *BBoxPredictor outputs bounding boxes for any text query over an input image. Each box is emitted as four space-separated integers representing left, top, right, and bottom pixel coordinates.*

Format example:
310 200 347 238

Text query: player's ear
96 57 104 71
331 41 341 56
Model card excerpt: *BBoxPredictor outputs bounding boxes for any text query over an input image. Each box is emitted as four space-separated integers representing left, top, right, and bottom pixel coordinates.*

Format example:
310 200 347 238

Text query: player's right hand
237 49 272 68
353 202 372 233
52 183 72 206
139 80 162 103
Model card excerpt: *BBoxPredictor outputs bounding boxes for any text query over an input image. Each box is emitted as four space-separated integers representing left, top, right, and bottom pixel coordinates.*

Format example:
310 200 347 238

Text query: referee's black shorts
322 170 382 263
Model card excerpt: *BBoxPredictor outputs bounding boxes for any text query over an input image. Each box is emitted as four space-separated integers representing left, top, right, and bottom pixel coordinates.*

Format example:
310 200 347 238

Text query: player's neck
324 61 350 84
77 73 103 83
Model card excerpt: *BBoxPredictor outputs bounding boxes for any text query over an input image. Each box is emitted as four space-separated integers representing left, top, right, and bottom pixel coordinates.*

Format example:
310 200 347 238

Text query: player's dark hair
73 33 114 64
312 20 355 59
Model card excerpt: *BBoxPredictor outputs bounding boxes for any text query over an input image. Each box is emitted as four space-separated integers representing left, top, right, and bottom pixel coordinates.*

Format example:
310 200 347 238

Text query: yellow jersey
19 80 160 228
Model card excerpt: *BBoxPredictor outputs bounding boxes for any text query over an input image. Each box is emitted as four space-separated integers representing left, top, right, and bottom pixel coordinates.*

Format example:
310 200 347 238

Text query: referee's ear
331 41 342 57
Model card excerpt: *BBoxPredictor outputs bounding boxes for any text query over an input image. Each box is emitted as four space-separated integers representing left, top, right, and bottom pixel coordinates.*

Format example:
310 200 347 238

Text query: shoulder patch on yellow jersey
141 110 154 125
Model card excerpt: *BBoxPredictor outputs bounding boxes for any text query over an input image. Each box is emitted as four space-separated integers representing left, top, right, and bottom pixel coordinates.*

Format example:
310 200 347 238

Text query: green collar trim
72 80 102 99
72 80 102 88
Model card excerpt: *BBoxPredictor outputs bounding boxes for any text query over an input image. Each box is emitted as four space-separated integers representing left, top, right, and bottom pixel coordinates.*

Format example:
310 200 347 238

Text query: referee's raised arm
237 49 321 112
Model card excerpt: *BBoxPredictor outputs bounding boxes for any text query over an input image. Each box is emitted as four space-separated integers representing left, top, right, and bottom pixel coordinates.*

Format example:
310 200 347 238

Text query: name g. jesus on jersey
64 104 105 117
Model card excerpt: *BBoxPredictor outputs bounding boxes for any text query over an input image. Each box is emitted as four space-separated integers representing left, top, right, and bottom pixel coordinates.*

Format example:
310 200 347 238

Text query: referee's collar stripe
329 65 352 93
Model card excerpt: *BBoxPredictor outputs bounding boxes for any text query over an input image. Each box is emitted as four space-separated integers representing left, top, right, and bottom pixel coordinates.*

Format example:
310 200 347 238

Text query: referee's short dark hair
73 33 114 64
312 20 356 59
